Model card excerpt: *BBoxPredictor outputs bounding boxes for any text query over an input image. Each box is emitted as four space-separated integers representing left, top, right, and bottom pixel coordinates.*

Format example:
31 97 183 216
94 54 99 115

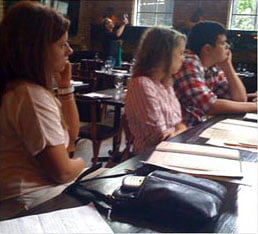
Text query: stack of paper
200 119 257 151
144 142 243 178
0 204 113 233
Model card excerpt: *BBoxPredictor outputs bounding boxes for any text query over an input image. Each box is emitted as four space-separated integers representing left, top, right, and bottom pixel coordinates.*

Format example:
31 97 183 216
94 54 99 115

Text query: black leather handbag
111 170 227 222
65 167 227 224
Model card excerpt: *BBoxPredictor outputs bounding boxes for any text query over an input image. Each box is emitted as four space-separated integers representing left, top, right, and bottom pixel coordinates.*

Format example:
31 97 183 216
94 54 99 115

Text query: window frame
134 0 175 27
228 0 257 31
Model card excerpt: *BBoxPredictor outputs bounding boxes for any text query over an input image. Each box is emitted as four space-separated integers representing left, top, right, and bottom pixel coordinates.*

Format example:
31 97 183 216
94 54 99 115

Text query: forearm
207 99 257 115
222 63 247 102
116 24 126 37
65 157 86 182
38 145 86 183
59 93 80 143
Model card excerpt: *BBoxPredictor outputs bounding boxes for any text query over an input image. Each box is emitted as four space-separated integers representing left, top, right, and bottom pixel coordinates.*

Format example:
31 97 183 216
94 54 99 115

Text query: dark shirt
102 30 119 60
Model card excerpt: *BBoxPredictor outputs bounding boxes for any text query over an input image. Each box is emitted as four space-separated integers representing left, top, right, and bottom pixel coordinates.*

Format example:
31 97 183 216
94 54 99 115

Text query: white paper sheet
200 118 258 145
145 150 243 178
155 141 239 159
0 204 113 234
243 113 258 122
82 92 112 99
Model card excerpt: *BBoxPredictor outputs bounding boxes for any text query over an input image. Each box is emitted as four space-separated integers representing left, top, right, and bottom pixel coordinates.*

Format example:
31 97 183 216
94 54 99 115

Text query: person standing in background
0 1 86 219
188 8 205 29
174 21 257 127
125 27 187 155
101 15 129 66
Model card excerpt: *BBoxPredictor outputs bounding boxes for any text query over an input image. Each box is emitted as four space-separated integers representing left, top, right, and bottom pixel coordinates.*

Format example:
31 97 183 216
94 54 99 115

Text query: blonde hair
132 27 186 85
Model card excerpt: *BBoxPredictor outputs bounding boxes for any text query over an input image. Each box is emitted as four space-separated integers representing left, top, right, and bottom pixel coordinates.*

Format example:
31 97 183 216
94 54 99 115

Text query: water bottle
116 45 122 67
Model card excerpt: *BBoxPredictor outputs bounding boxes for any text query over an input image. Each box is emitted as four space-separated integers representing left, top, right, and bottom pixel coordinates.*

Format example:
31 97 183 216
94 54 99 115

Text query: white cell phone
122 176 145 190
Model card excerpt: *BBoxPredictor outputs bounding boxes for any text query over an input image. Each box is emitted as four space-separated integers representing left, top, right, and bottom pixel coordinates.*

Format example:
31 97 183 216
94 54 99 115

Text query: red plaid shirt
174 51 231 127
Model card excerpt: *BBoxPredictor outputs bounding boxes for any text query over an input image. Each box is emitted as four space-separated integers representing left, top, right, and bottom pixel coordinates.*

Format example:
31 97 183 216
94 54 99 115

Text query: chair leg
92 141 102 166
101 104 108 119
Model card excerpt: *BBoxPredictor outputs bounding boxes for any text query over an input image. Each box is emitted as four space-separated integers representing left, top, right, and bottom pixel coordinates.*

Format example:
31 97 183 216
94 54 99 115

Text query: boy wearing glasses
174 21 256 127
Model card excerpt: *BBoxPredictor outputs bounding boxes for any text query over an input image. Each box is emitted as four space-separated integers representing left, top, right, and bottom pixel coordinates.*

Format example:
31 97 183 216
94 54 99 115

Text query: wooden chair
106 114 135 167
75 95 119 165
80 59 103 78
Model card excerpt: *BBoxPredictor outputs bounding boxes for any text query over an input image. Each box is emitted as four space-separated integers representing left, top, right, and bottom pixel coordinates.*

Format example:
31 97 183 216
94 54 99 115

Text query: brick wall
0 0 4 22
174 0 230 30
70 0 134 50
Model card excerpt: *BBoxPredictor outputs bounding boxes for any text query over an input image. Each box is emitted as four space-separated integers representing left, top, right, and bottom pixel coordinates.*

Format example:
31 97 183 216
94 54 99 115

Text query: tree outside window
230 0 257 31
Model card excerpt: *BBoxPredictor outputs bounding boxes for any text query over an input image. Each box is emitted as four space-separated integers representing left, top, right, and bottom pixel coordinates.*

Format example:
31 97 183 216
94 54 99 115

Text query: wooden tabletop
15 114 258 233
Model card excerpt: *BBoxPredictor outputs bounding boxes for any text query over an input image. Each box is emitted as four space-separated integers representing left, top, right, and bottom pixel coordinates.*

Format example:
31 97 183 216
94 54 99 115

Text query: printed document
200 118 257 148
145 142 242 178
0 203 113 233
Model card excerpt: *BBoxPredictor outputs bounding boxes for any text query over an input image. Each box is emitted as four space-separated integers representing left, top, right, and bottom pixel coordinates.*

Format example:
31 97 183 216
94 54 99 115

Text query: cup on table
114 74 124 94
105 59 113 74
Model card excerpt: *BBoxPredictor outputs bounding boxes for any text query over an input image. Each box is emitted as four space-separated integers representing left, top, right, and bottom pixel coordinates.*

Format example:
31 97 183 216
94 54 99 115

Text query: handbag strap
74 164 134 185
66 165 136 216
66 167 132 216
74 163 103 183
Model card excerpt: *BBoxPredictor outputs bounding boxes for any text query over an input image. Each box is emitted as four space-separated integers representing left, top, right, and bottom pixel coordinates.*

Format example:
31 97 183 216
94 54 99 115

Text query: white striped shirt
125 76 182 155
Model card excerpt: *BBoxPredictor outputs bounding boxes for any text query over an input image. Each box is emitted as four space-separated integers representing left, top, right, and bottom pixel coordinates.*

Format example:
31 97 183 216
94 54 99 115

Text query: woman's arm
37 144 86 183
54 62 80 144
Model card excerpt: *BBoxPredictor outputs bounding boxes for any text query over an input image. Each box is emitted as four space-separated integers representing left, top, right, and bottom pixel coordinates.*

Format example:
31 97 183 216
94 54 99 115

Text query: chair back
75 95 118 165
75 96 102 123
81 59 103 73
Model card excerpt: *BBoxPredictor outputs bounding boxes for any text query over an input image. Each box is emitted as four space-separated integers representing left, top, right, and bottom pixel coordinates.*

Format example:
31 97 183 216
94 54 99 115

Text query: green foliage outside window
231 0 257 31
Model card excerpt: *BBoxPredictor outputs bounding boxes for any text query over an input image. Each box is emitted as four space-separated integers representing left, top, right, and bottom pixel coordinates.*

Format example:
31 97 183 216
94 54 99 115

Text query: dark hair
188 21 227 56
0 1 70 102
190 8 204 23
132 27 186 84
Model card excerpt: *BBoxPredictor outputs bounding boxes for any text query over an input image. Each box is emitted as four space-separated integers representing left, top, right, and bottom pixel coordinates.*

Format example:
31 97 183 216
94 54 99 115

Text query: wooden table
15 114 258 233
79 88 126 158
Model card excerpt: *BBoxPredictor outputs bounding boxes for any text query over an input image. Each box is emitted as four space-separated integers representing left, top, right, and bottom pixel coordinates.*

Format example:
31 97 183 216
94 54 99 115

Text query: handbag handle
74 163 103 183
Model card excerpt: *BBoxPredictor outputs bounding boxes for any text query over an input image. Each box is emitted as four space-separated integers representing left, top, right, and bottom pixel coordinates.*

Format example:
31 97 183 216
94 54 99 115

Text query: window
40 0 79 36
40 0 69 16
229 0 257 31
134 0 174 26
